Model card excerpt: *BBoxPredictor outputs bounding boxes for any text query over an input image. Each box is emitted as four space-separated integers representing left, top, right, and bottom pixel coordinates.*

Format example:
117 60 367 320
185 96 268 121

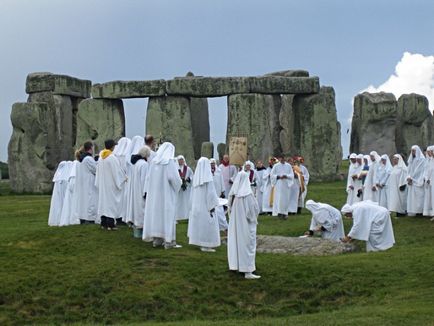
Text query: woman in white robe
305 200 344 242
142 142 182 249
423 146 434 217
176 155 194 221
406 145 426 216
387 154 408 216
363 151 381 202
255 161 266 214
346 153 363 205
270 158 294 218
376 154 392 209
59 160 79 226
113 137 131 222
227 171 260 279
187 157 220 252
48 161 70 226
211 159 228 231
125 146 150 228
261 162 274 213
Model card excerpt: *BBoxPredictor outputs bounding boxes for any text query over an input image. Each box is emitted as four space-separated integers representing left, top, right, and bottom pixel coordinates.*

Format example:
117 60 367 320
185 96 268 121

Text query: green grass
0 179 434 325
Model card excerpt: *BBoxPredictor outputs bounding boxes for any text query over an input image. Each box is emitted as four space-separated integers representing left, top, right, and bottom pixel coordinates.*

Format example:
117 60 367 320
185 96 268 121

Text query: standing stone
396 94 434 154
201 142 214 159
217 143 226 161
146 96 195 163
76 99 125 154
227 94 282 163
8 103 53 193
350 92 398 155
292 87 342 181
279 94 296 156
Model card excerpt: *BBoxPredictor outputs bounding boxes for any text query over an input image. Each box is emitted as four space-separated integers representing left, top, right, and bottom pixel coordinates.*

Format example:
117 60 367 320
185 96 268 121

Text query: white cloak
176 165 194 220
423 157 434 216
48 161 70 226
218 164 238 197
59 161 80 226
73 155 98 222
386 165 408 214
261 167 273 213
307 202 344 242
270 162 294 216
288 176 300 213
255 168 266 213
125 159 148 227
346 163 363 205
406 154 426 215
363 161 380 202
212 168 228 230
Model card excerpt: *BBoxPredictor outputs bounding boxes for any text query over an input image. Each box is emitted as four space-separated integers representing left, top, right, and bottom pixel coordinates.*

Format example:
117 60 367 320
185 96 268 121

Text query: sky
1 0 434 162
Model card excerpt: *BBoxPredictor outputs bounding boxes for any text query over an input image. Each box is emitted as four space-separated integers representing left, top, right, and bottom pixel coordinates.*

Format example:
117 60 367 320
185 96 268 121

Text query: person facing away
125 146 151 228
48 161 71 226
112 137 131 223
423 146 434 218
187 157 220 252
176 155 194 221
59 151 81 227
142 142 183 249
341 200 395 252
218 154 238 197
406 145 426 216
227 171 261 279
299 156 310 206
95 139 128 230
270 155 294 219
74 141 98 224
304 200 345 242
386 154 408 216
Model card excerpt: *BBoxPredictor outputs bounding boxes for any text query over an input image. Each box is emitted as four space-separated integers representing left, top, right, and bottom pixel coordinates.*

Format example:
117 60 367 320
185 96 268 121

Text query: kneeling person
304 200 344 242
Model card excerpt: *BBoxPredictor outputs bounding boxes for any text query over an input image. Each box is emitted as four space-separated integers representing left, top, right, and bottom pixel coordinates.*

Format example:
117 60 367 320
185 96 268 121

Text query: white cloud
361 52 434 110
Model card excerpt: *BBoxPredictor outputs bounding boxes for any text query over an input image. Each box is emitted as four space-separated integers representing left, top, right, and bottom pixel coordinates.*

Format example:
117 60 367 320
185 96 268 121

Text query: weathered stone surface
227 94 282 163
350 92 398 155
248 76 319 94
166 77 250 97
217 143 226 161
256 235 358 256
92 80 166 99
201 142 214 159
76 99 125 153
26 72 91 98
264 69 310 77
8 102 53 193
396 94 434 154
190 97 210 160
146 96 195 164
279 94 295 156
292 87 342 181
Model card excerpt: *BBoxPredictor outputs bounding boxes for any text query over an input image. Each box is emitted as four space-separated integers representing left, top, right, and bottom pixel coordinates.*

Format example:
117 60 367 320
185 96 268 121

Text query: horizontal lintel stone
26 72 91 98
92 80 166 99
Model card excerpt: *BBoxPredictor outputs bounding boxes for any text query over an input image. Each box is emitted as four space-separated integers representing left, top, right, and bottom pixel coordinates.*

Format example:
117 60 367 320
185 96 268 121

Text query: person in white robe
255 161 266 214
287 158 300 215
376 154 392 208
142 142 182 249
363 151 381 202
346 153 363 205
299 156 310 208
176 155 194 221
406 145 426 216
218 154 237 197
211 159 228 232
423 146 434 217
187 157 220 252
59 156 80 227
386 154 408 216
271 156 294 219
227 171 261 279
304 200 344 242
48 161 70 226
243 161 257 195
125 146 150 228
341 200 395 252
73 141 98 224
95 139 128 230
261 158 276 213
113 137 131 223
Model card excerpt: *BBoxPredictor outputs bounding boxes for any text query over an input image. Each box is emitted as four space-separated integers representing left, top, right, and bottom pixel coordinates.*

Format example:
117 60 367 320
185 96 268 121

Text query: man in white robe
261 158 276 213
48 161 70 226
287 158 300 215
211 159 228 232
423 146 434 217
376 154 392 208
406 145 426 216
341 201 395 252
95 139 128 230
271 155 294 219
73 141 98 224
299 156 310 208
346 153 363 205
227 171 260 279
142 142 182 249
387 154 408 216
219 154 237 197
113 137 131 223
363 151 381 202
187 157 220 252
304 200 344 242
125 146 150 228
255 160 266 214
176 155 194 221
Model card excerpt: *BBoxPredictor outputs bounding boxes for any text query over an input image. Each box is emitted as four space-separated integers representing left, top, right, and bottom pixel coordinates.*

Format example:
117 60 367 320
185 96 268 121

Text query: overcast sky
1 0 434 162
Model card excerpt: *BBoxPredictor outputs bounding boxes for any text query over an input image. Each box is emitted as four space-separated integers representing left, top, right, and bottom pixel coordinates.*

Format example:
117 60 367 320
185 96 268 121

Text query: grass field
0 174 434 325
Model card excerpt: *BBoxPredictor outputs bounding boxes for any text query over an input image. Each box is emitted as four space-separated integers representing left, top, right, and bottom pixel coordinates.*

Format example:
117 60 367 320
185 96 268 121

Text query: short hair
138 146 151 159
83 141 93 152
104 139 116 150
145 135 154 145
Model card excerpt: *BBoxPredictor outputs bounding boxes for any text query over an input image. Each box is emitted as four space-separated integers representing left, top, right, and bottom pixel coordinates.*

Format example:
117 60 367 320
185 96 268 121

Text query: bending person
304 200 344 242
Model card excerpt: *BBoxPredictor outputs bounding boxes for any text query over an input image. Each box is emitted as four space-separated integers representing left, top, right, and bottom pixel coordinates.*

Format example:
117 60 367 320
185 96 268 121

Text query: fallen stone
92 80 166 99
256 235 357 256
75 99 125 153
26 72 91 98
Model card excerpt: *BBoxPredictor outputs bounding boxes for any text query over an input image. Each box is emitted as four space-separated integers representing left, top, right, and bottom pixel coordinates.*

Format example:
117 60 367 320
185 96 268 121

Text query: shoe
245 273 261 279
200 247 216 252
164 243 183 249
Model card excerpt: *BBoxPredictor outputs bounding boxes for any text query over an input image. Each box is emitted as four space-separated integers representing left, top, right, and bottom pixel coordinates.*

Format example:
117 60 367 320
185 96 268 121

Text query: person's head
138 146 151 159
178 155 185 166
210 158 216 170
244 161 252 171
341 204 353 218
381 157 387 165
287 157 294 165
83 141 93 154
144 135 155 150
299 156 305 164
411 148 416 158
276 155 284 163
356 154 363 165
268 157 276 167
392 155 399 166
75 148 82 160
222 154 229 163
349 153 357 164
256 160 264 169
104 139 116 151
